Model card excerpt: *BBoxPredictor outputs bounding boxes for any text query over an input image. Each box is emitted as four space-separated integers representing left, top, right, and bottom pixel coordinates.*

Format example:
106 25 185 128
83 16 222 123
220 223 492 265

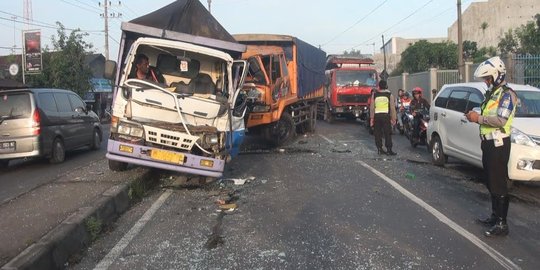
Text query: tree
463 40 478 61
26 22 94 96
498 14 540 55
480 22 489 34
342 49 363 57
396 40 458 74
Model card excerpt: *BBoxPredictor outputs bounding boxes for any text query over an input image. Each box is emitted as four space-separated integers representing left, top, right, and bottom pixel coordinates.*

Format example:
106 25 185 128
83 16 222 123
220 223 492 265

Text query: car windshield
336 70 377 87
0 93 32 119
515 90 540 117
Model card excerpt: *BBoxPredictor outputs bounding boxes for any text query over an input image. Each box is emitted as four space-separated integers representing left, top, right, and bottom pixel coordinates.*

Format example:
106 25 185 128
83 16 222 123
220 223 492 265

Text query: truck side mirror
104 60 117 81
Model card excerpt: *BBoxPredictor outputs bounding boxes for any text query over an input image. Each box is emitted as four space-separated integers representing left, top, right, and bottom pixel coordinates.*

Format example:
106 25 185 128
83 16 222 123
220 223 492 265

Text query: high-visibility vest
480 85 515 135
374 91 391 114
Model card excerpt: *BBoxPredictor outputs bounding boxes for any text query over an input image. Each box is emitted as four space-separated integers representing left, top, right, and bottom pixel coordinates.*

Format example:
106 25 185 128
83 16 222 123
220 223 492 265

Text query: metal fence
512 55 540 88
436 70 460 90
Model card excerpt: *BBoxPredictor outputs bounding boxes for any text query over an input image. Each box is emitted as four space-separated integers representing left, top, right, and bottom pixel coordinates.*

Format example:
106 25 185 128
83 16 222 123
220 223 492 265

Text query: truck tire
298 105 317 133
267 112 295 146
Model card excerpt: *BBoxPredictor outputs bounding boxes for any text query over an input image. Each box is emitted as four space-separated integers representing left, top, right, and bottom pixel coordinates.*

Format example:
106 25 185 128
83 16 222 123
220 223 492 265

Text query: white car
428 82 540 182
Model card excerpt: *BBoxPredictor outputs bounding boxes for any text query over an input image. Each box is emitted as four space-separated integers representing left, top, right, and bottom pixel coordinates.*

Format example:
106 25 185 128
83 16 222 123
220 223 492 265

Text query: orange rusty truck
233 34 326 146
322 56 378 123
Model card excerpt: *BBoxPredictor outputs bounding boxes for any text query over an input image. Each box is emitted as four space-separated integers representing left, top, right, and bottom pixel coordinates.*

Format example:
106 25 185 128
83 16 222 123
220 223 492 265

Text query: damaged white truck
104 0 248 178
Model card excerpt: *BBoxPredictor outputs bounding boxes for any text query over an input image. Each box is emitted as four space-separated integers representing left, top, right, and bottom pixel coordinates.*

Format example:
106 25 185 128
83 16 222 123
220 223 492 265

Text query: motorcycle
408 108 430 149
395 103 411 135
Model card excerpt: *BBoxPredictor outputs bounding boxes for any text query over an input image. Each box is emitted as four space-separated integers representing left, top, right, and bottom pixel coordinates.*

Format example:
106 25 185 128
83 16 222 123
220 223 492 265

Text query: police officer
465 56 518 237
370 80 397 155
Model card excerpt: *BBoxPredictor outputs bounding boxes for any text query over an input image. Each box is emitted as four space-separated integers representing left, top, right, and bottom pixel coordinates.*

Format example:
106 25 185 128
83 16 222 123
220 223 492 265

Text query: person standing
370 80 397 155
465 56 518 237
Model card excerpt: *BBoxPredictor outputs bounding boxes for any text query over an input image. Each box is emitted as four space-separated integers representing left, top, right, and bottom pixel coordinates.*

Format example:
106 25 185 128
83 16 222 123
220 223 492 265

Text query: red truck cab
323 56 378 122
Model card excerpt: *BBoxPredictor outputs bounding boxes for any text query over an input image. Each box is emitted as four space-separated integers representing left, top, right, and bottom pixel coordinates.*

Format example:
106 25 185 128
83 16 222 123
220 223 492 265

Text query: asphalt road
0 126 110 204
71 119 539 269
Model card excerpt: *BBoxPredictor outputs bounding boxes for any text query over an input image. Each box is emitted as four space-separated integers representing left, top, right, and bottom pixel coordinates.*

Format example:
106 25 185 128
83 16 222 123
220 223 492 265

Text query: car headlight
117 123 144 138
510 127 536 147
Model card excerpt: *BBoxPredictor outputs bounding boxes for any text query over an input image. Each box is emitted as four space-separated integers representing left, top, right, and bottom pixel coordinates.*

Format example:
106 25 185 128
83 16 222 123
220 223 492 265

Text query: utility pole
207 0 212 13
11 16 16 54
382 35 387 71
100 1 122 60
457 0 464 82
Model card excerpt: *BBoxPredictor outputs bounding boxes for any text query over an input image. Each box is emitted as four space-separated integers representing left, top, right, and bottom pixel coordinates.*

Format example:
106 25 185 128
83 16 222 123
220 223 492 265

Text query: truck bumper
106 139 225 178
333 105 368 117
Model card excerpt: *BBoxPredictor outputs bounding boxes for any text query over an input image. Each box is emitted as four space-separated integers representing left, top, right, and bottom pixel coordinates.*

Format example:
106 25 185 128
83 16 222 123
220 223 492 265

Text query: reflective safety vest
374 91 391 114
480 85 515 135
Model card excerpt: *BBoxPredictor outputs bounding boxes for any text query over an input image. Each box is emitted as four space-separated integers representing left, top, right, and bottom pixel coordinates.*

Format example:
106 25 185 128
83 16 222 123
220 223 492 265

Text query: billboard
23 30 42 73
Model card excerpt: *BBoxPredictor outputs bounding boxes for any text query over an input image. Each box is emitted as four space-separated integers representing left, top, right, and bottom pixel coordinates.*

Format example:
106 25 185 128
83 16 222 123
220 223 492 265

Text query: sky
0 0 476 60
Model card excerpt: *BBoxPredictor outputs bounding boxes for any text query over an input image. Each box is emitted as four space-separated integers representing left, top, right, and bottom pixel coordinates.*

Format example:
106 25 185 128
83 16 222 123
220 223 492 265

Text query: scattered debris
278 148 286 153
218 203 237 211
221 178 247 185
298 140 308 144
261 180 268 184
405 172 416 179
331 148 351 153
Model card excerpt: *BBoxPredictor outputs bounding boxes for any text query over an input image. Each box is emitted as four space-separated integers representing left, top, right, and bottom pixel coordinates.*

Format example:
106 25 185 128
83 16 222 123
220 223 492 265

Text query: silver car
0 88 102 167
427 82 540 182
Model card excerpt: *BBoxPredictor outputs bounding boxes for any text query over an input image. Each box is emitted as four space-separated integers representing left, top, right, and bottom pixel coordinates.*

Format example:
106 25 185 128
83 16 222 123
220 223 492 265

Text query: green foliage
463 40 496 63
397 40 458 73
342 49 363 57
26 22 94 96
85 216 102 241
498 14 540 55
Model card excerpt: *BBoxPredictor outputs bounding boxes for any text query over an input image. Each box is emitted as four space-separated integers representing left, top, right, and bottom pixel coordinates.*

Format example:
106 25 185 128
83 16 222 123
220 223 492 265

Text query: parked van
0 88 102 167
427 82 540 182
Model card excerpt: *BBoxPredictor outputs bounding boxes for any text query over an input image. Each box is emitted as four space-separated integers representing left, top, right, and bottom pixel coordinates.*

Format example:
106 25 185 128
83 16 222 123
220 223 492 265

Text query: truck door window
271 55 282 84
247 57 267 85
261 55 271 81
280 54 288 77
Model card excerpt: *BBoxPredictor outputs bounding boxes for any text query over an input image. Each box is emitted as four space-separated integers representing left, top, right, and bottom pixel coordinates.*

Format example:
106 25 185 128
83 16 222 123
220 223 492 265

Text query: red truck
322 56 378 123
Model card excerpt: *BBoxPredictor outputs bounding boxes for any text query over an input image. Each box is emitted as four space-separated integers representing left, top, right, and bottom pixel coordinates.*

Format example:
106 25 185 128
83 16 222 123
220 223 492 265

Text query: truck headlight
252 105 270 112
205 134 219 145
510 127 536 147
117 123 144 138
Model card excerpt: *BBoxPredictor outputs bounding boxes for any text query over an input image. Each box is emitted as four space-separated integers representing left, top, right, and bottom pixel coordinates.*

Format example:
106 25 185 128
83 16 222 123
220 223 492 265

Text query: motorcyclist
397 90 412 130
410 87 430 141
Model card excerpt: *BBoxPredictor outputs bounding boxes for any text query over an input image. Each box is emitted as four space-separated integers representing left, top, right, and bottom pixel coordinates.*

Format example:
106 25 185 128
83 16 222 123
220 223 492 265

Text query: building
448 0 540 49
377 37 448 73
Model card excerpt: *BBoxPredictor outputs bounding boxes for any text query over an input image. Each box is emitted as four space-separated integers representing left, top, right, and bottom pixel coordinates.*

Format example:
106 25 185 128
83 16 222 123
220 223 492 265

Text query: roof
233 34 295 43
440 82 540 93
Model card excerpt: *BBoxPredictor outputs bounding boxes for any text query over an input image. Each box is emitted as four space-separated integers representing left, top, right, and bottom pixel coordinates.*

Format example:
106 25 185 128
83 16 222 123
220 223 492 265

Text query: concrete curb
1 169 155 270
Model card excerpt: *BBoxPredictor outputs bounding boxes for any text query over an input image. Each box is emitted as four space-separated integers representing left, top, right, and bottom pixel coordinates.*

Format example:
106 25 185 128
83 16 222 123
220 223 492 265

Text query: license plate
150 149 185 164
0 141 15 150
119 145 134 153
335 108 344 113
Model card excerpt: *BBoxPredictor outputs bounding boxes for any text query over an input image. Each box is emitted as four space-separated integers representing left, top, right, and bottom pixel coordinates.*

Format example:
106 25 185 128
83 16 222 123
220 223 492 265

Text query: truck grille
337 94 369 104
144 125 199 151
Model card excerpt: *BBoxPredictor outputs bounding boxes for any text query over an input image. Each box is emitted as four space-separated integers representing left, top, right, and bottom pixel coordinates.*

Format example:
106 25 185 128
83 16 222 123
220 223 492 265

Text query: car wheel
90 128 101 150
109 159 128 171
49 138 65 164
431 135 447 166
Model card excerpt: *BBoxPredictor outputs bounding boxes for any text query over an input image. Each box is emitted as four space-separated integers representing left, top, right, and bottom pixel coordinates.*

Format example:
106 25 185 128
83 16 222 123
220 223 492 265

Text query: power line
350 0 435 50
322 0 389 47
0 16 103 33
72 0 102 12
60 0 100 14
0 10 57 28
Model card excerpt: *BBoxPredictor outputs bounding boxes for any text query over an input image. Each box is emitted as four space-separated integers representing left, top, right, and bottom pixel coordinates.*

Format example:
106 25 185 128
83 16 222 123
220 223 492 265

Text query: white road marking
318 134 335 144
358 160 521 270
93 189 174 270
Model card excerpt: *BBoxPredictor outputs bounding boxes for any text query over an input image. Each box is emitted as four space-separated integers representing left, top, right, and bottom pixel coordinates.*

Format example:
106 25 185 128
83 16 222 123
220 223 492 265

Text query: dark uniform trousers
374 113 392 149
481 136 511 195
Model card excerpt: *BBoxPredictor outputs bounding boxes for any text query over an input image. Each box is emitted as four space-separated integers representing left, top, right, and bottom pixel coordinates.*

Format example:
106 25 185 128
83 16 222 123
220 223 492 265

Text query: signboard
23 30 42 73
90 78 113 93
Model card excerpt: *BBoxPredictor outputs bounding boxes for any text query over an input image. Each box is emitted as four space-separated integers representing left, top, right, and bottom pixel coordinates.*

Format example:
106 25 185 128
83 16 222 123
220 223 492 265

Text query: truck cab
324 56 378 122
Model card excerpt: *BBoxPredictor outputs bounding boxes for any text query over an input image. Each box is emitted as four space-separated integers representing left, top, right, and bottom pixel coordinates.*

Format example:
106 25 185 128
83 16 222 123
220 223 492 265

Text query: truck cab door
228 60 249 157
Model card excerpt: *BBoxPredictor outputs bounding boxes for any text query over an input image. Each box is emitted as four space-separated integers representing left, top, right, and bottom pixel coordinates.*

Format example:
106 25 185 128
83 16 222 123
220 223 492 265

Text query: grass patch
85 216 103 241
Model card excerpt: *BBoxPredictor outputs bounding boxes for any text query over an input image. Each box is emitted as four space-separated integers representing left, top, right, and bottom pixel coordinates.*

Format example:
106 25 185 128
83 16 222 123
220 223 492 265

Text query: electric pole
11 16 16 54
457 0 464 82
207 0 212 13
100 1 122 60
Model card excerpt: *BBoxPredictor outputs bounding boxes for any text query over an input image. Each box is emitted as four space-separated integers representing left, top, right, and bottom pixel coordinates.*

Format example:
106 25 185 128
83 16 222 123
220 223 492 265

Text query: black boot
377 148 387 155
485 195 509 237
386 147 397 156
477 195 497 227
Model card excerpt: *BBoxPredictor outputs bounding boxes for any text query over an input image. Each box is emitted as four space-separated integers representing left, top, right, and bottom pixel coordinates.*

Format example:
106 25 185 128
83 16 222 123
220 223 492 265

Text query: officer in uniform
370 80 397 155
466 56 518 237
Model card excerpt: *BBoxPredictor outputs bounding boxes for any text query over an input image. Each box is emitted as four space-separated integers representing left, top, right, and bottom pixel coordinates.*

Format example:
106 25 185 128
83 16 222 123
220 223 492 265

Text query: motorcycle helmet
412 87 423 95
474 56 506 87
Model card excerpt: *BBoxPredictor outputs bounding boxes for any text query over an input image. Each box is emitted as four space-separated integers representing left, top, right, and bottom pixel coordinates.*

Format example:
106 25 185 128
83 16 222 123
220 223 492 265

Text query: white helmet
474 56 506 87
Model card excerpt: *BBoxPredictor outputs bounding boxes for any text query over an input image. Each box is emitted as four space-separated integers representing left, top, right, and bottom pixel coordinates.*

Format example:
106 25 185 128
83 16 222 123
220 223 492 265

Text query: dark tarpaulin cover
294 38 327 98
128 0 236 43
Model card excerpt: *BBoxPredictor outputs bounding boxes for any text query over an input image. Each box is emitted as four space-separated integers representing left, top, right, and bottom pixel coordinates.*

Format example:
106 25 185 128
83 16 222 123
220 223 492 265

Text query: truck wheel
109 159 128 171
430 135 447 166
268 112 295 146
49 138 65 164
